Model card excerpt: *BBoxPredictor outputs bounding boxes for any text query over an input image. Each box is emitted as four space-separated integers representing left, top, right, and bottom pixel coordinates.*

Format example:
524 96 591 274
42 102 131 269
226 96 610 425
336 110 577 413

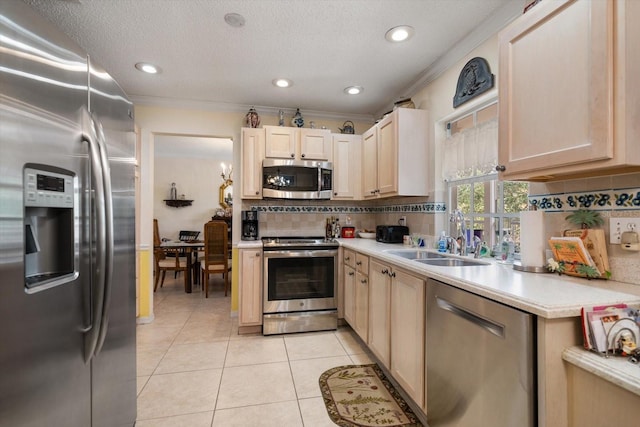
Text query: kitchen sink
384 250 448 260
415 258 489 267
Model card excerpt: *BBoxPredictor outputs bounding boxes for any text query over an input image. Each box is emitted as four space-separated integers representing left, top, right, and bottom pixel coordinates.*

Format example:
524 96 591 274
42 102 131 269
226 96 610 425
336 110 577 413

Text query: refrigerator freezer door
0 2 92 426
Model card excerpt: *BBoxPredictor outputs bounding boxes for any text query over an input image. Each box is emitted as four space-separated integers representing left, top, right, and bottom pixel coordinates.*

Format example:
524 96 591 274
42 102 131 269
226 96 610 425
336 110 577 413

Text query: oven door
263 248 338 313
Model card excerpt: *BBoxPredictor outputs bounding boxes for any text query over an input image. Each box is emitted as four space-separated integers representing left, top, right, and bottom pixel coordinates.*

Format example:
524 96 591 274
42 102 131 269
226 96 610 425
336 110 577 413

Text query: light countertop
338 238 640 319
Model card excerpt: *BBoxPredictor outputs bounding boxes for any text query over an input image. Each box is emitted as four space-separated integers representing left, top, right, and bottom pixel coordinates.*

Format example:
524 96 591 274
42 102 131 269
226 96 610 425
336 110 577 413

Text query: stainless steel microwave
262 159 332 200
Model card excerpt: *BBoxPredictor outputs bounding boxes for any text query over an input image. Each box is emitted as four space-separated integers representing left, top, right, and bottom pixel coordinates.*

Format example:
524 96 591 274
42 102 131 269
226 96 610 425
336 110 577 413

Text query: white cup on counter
403 235 412 246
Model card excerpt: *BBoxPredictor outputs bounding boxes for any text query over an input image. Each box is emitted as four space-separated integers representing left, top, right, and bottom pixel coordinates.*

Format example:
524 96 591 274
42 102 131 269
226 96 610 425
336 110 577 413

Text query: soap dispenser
438 231 447 253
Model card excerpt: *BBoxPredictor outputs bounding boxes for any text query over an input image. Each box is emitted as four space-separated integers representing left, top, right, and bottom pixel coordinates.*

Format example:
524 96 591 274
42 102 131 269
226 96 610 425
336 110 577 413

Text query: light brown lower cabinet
366 258 425 407
353 269 369 343
343 250 369 343
238 248 262 327
368 259 391 368
567 364 640 426
389 268 425 408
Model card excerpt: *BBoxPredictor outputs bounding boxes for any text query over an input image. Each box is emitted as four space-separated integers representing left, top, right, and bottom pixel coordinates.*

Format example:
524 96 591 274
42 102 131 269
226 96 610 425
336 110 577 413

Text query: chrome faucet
450 209 467 256
472 235 482 258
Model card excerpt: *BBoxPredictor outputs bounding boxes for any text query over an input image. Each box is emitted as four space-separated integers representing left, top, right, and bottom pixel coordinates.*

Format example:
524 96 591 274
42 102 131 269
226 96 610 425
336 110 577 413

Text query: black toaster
375 225 409 243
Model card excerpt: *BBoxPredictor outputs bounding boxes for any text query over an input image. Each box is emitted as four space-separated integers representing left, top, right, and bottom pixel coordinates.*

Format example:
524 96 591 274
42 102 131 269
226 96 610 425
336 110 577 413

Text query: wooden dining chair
153 218 162 247
153 218 188 291
153 247 189 291
200 220 231 297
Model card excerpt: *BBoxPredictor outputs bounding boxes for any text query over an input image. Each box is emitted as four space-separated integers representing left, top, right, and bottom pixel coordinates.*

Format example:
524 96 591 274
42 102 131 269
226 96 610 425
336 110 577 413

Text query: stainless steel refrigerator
0 2 137 426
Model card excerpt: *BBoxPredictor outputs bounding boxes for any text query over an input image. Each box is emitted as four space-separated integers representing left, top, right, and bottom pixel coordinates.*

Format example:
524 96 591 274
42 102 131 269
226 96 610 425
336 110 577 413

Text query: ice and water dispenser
23 165 78 291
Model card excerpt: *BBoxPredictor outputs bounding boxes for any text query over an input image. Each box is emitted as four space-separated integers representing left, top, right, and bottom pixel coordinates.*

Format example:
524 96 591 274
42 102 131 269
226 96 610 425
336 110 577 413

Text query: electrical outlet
399 216 407 226
609 218 638 244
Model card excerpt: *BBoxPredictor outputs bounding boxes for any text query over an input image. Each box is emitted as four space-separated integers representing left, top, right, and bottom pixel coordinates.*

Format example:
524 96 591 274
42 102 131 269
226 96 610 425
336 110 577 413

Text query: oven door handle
263 249 338 258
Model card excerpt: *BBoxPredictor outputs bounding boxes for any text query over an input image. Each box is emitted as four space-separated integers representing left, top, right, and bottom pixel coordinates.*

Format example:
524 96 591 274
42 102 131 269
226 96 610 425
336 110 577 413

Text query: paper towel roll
520 210 546 268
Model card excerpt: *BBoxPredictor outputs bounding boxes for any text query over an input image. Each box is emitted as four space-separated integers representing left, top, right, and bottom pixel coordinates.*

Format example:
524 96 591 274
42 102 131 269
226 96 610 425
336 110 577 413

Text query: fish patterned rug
319 364 422 427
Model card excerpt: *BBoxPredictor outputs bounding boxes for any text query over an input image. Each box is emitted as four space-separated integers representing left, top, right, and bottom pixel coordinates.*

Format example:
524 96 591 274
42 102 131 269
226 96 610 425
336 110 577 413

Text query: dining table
159 240 204 293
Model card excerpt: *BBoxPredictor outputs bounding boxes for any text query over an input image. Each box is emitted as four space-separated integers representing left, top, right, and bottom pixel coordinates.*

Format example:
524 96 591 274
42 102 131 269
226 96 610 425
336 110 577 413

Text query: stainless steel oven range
262 236 339 335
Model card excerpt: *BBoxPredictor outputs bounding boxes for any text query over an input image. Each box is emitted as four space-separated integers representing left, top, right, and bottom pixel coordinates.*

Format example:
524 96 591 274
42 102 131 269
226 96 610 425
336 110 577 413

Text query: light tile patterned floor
136 275 373 426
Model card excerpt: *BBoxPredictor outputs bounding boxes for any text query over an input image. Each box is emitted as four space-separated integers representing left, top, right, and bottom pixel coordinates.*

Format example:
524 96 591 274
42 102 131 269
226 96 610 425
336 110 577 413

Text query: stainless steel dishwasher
426 279 536 427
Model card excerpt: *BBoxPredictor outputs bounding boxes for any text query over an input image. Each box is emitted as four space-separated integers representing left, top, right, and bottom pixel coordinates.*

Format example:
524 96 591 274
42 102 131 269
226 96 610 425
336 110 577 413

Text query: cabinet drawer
343 249 356 268
355 253 369 274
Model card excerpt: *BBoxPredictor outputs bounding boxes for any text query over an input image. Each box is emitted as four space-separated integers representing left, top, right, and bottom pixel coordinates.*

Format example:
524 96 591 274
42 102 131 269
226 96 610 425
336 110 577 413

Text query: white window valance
442 117 498 181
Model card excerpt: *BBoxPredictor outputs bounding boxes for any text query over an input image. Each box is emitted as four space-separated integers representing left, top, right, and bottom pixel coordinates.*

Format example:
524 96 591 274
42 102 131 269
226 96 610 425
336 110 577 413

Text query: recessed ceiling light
224 13 246 28
344 86 363 95
385 25 415 42
273 78 293 88
135 62 160 74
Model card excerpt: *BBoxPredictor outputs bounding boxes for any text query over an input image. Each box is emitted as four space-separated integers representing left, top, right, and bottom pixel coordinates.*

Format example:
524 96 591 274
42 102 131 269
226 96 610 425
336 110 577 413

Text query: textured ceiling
22 0 521 120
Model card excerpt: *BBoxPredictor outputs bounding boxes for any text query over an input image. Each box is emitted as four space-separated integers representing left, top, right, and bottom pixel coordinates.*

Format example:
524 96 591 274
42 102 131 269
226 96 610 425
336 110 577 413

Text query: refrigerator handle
93 118 114 356
81 110 107 362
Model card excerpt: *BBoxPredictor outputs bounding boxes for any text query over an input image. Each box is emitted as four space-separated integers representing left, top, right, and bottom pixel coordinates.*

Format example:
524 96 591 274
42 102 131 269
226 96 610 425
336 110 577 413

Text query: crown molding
131 95 376 123
374 0 522 118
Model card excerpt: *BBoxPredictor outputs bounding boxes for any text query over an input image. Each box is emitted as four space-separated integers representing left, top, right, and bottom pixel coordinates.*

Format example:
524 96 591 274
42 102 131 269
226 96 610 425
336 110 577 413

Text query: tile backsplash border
249 202 447 214
529 187 640 212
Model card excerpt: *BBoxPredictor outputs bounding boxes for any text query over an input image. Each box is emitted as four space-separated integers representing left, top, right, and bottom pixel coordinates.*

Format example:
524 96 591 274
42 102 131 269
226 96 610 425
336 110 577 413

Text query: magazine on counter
581 304 640 353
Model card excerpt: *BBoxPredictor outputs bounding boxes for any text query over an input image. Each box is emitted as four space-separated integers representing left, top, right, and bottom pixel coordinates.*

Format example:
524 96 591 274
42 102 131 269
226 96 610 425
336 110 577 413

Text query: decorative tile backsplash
249 202 446 214
529 187 640 212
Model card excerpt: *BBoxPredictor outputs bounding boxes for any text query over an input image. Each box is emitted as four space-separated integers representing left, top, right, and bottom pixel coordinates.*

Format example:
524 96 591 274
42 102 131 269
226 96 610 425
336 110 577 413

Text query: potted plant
565 209 605 229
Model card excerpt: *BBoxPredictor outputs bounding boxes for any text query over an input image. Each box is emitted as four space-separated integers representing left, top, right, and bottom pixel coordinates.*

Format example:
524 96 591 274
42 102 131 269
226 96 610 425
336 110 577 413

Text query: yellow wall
137 248 152 319
230 248 239 311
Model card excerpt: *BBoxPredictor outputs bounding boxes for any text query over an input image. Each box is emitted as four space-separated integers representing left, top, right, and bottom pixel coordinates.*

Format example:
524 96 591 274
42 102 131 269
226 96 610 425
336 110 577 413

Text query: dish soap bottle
501 230 515 263
438 231 447 253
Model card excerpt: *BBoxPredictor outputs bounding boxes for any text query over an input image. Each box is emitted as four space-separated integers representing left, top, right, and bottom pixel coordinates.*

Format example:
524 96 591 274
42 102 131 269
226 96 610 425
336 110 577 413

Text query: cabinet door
265 126 296 159
300 128 331 160
391 269 425 407
241 128 264 199
498 0 613 178
343 264 356 326
361 127 378 199
368 260 391 368
332 134 361 200
239 249 262 326
376 114 398 196
353 270 369 343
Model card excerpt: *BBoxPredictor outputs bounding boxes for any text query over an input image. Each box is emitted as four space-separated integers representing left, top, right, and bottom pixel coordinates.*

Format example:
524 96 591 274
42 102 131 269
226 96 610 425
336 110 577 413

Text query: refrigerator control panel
24 167 74 208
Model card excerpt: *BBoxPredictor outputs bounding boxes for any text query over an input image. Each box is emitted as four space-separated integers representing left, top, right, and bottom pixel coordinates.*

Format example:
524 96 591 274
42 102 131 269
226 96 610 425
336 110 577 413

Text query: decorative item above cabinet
497 0 640 181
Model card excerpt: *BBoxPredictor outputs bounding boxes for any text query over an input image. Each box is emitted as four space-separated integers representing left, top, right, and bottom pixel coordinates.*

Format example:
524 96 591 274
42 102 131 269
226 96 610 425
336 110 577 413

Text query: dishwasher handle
436 295 505 339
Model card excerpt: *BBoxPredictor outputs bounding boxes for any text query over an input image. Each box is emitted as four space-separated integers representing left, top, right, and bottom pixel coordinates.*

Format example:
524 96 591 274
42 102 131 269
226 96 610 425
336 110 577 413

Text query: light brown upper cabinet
264 126 331 161
332 134 362 200
361 108 429 199
497 0 640 181
241 127 265 199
